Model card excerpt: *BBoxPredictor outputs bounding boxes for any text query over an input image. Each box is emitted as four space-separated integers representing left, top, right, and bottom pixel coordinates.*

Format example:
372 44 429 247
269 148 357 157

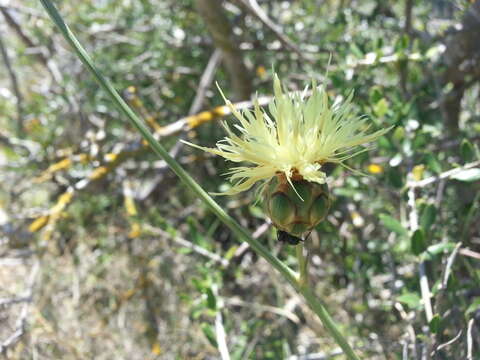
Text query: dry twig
235 0 310 61
0 260 39 354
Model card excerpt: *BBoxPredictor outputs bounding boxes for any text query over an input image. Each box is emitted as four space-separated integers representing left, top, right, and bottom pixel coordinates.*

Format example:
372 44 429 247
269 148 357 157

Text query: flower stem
296 244 309 287
299 286 360 360
39 0 296 286
38 1 360 358
293 245 360 360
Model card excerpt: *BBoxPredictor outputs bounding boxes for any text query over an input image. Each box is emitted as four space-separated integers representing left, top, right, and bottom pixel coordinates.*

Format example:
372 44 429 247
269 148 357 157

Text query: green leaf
248 204 264 219
460 139 475 162
224 245 238 260
387 167 404 188
425 153 442 174
466 297 480 316
377 135 393 150
397 292 421 309
178 247 192 255
191 277 204 292
420 242 456 261
411 229 426 255
350 43 364 58
201 323 218 347
429 314 441 334
451 168 480 182
379 214 408 236
373 98 389 118
420 204 436 232
397 34 409 50
206 287 217 311
392 126 405 145
413 134 430 150
369 87 383 103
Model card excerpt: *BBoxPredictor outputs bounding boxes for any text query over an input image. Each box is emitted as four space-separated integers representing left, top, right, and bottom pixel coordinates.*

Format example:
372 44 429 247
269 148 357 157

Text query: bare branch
408 161 480 188
467 318 475 360
143 224 229 267
0 7 62 83
0 261 39 354
433 330 462 353
195 0 252 100
225 297 300 323
0 31 23 135
189 49 223 115
215 311 231 360
234 0 310 61
407 185 433 324
441 242 462 289
458 248 480 260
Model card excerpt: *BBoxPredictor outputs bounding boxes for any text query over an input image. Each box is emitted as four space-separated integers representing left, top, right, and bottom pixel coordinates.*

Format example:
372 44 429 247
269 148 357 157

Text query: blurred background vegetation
1 0 480 359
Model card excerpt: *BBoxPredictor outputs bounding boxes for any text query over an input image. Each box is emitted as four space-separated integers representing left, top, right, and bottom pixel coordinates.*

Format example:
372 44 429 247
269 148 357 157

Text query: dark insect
277 230 303 245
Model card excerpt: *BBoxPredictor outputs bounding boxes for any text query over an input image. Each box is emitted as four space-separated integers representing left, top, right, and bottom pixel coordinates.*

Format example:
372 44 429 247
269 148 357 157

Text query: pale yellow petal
185 75 392 195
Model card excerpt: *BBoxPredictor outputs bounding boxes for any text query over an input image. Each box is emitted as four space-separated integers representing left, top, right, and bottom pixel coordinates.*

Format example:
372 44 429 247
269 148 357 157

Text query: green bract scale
264 174 331 237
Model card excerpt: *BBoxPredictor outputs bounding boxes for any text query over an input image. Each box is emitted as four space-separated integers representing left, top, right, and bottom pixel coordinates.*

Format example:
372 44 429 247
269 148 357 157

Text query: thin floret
183 74 392 195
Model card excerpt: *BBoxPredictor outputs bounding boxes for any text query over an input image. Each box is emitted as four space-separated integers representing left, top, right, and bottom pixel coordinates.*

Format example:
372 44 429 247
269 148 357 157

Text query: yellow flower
367 163 384 174
184 74 392 196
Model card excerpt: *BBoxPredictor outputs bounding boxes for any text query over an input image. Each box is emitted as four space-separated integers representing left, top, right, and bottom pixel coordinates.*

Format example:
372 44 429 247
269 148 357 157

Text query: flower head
185 74 391 196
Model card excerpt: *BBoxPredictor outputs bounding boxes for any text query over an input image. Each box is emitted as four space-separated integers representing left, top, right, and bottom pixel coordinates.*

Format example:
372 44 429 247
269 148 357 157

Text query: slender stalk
300 287 360 360
39 1 360 358
296 244 308 287
38 0 295 287
294 246 359 360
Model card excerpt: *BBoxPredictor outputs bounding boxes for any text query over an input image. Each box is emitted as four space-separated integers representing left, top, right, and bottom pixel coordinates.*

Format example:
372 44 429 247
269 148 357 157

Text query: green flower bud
264 174 331 237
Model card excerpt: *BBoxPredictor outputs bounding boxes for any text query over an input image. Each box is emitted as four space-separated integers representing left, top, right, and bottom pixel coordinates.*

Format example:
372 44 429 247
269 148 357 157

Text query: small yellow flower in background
184 74 392 237
128 222 141 239
412 164 425 181
367 163 384 174
256 65 267 79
